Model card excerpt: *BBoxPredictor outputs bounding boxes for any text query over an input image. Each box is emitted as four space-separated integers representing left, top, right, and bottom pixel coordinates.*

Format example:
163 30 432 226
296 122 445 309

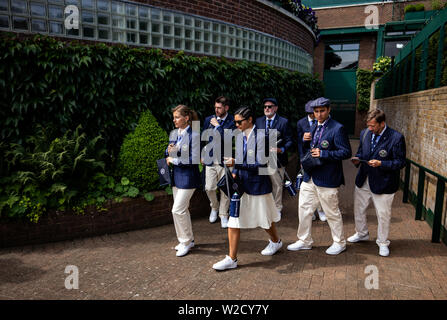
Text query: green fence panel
375 9 447 99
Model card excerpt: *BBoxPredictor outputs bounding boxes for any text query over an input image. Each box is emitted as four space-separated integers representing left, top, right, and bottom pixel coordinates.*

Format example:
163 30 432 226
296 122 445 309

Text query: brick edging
0 153 299 248
0 190 210 248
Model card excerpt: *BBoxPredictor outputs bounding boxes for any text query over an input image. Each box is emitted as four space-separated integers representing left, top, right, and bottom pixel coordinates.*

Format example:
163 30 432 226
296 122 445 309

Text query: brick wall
134 0 315 54
315 3 393 29
358 33 376 70
0 190 210 248
313 0 434 29
374 87 447 229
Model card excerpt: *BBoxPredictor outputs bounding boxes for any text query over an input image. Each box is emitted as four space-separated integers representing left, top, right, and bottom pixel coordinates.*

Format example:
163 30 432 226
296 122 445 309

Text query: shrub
373 56 392 74
404 4 424 13
0 125 108 222
405 4 417 13
356 69 374 112
432 0 443 10
415 4 425 11
0 124 155 222
117 110 169 191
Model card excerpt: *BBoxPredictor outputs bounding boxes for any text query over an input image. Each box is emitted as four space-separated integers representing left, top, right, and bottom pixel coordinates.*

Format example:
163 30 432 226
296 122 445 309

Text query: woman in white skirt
166 105 201 257
212 106 282 271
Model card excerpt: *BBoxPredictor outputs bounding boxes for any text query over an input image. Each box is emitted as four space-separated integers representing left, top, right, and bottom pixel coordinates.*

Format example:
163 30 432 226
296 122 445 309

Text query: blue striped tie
243 136 247 157
371 134 379 152
266 119 272 135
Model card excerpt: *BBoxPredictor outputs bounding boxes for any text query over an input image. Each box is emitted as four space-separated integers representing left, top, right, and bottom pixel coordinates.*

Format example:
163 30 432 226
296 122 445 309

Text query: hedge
0 34 323 159
356 69 374 112
117 109 168 191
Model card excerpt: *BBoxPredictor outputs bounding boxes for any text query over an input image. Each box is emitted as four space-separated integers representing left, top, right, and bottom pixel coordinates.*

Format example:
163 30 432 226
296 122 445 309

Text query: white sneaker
347 233 370 243
261 239 283 256
209 209 218 223
287 240 312 251
312 213 316 221
220 216 229 228
175 240 194 251
325 243 346 255
379 245 390 257
317 210 327 222
176 242 194 257
212 255 238 271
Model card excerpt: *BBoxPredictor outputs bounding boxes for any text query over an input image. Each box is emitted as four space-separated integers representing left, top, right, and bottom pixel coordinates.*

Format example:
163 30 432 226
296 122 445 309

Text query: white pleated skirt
227 192 280 229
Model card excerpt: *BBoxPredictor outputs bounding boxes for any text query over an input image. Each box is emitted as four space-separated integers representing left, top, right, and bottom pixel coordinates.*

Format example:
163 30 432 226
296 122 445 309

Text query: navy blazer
302 118 352 188
165 126 201 189
355 127 406 194
255 114 293 167
202 113 235 166
232 126 273 195
296 116 315 159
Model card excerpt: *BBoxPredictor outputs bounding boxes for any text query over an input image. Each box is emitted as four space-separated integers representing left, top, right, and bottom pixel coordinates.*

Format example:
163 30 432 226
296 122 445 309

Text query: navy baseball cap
305 100 314 113
312 97 331 108
263 97 278 106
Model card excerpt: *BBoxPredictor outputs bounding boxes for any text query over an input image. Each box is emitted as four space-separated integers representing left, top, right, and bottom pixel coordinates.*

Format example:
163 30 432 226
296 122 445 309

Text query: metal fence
402 159 447 244
375 8 447 99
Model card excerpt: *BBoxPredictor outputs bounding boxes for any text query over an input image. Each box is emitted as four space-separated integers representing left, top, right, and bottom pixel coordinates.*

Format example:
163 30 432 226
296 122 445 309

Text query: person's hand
210 118 219 127
232 173 236 179
311 148 320 158
270 147 282 154
167 143 177 154
351 157 360 166
166 157 174 165
223 157 235 167
303 132 312 141
368 160 381 167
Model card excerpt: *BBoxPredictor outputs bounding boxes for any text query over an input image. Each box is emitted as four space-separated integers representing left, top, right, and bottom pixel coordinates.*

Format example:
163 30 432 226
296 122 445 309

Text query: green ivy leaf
127 186 139 198
121 177 130 186
144 192 154 202
165 186 173 195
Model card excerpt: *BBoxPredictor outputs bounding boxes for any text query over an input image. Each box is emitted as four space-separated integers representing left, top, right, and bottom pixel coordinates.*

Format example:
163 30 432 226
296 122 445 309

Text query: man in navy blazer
287 97 352 255
202 96 236 228
296 99 327 222
255 97 293 216
348 109 406 257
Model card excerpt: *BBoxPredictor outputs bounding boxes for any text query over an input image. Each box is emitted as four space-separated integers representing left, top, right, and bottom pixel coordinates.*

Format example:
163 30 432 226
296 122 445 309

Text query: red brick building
0 0 317 73
304 0 438 135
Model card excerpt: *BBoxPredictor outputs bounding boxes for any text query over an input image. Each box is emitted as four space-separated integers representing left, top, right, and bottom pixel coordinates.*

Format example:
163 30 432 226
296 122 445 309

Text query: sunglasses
234 119 247 125
264 105 275 109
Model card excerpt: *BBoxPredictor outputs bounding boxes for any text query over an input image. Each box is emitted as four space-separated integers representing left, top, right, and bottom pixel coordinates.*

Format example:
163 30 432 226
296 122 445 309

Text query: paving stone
1 140 447 300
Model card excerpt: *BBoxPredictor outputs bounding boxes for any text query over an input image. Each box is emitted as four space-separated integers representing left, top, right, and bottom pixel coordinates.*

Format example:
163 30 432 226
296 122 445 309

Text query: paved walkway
1 140 447 300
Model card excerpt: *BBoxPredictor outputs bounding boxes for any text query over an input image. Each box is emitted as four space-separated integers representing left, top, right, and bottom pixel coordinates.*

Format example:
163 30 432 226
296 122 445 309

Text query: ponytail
172 104 199 124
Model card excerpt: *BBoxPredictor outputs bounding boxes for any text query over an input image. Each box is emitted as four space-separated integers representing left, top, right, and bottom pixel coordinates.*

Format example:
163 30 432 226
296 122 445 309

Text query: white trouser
354 178 395 247
205 165 230 217
172 187 196 246
269 167 285 212
297 179 346 247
